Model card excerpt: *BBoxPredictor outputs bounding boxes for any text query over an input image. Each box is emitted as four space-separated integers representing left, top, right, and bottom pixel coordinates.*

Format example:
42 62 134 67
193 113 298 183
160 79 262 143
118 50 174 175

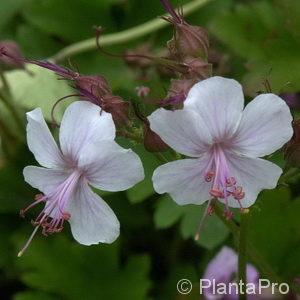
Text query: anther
205 171 215 182
210 188 224 198
225 177 236 187
62 212 71 220
223 209 234 219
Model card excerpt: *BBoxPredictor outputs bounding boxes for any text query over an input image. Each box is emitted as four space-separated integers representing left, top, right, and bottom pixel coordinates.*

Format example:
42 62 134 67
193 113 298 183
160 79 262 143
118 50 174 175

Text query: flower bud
0 40 24 70
124 43 152 69
102 95 130 127
280 93 300 110
74 75 111 99
164 78 197 108
143 125 168 152
168 24 209 60
283 119 300 167
183 56 212 80
135 86 150 98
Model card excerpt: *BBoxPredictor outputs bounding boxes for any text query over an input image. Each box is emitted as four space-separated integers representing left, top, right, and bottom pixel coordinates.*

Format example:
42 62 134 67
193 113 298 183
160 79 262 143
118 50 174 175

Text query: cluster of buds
0 48 130 128
160 0 212 106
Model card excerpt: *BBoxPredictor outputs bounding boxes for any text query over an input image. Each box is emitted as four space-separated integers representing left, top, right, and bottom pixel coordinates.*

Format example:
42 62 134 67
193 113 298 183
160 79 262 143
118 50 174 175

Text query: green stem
238 213 248 300
214 206 283 285
49 0 212 63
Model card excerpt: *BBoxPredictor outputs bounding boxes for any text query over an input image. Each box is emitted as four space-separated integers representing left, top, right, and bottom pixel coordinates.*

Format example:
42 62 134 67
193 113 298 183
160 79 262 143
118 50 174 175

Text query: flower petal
78 140 144 191
231 93 293 157
148 108 212 157
23 166 72 194
152 155 211 205
26 108 65 168
203 247 259 300
67 179 120 245
59 101 116 161
221 152 282 208
184 76 244 140
203 246 237 284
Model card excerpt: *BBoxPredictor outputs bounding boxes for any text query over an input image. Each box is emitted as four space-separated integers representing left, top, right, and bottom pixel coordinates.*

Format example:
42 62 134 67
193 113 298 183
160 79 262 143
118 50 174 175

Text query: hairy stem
49 0 212 63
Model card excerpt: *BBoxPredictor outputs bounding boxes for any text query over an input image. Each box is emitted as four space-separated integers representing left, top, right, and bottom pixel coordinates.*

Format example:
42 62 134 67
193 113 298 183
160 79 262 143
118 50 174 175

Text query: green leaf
14 235 151 300
13 291 57 300
0 0 32 30
0 162 31 213
180 205 229 250
23 0 117 42
154 195 183 229
249 187 300 279
5 64 73 121
154 196 229 250
125 143 160 203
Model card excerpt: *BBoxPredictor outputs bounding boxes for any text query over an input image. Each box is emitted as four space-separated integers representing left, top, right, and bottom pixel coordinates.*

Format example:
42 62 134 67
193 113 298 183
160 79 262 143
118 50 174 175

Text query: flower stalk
214 205 298 299
48 0 212 63
238 212 248 300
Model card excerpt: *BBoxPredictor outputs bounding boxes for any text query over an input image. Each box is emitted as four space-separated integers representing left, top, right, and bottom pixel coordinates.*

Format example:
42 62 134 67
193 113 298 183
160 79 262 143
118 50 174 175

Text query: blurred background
1 0 300 299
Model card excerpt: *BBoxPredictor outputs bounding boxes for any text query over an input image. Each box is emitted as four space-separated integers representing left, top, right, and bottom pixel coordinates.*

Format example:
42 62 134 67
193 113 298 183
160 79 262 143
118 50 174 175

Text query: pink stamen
205 144 246 215
18 170 82 256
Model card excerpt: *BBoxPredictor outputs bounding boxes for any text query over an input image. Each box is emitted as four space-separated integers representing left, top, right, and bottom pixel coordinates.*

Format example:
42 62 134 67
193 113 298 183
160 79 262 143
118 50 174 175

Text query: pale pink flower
20 101 144 255
149 77 292 214
203 246 259 300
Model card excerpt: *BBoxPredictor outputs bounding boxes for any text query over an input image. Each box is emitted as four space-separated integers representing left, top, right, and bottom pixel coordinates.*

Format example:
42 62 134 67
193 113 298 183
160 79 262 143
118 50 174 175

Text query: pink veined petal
23 166 72 194
26 108 66 168
184 76 244 141
152 155 212 205
219 151 282 208
67 178 120 245
231 93 293 157
148 108 212 157
59 101 116 162
78 140 144 191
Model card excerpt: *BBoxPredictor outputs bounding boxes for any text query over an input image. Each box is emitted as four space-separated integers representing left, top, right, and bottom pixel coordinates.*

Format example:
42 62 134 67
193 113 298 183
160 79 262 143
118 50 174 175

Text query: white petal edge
184 76 244 140
78 140 144 191
68 179 120 245
219 152 282 208
231 93 293 157
59 101 116 161
148 108 212 157
23 166 72 194
152 155 212 205
26 108 65 168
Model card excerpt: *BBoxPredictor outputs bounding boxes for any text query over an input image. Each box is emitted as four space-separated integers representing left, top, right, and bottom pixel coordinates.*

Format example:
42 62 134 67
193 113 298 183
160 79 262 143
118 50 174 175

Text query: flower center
18 170 82 256
204 144 245 217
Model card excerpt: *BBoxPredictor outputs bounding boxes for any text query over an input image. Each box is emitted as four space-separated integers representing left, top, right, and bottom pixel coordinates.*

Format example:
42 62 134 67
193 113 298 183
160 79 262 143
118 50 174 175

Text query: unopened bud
283 119 300 167
0 40 24 70
164 78 196 108
280 93 300 110
183 56 212 80
168 78 196 99
135 86 150 98
74 75 111 99
144 126 168 152
168 24 209 60
102 95 130 127
124 43 152 69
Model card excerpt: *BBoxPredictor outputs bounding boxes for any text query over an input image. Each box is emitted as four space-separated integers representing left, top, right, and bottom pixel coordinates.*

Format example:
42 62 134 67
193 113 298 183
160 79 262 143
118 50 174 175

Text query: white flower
149 76 292 215
20 101 144 254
